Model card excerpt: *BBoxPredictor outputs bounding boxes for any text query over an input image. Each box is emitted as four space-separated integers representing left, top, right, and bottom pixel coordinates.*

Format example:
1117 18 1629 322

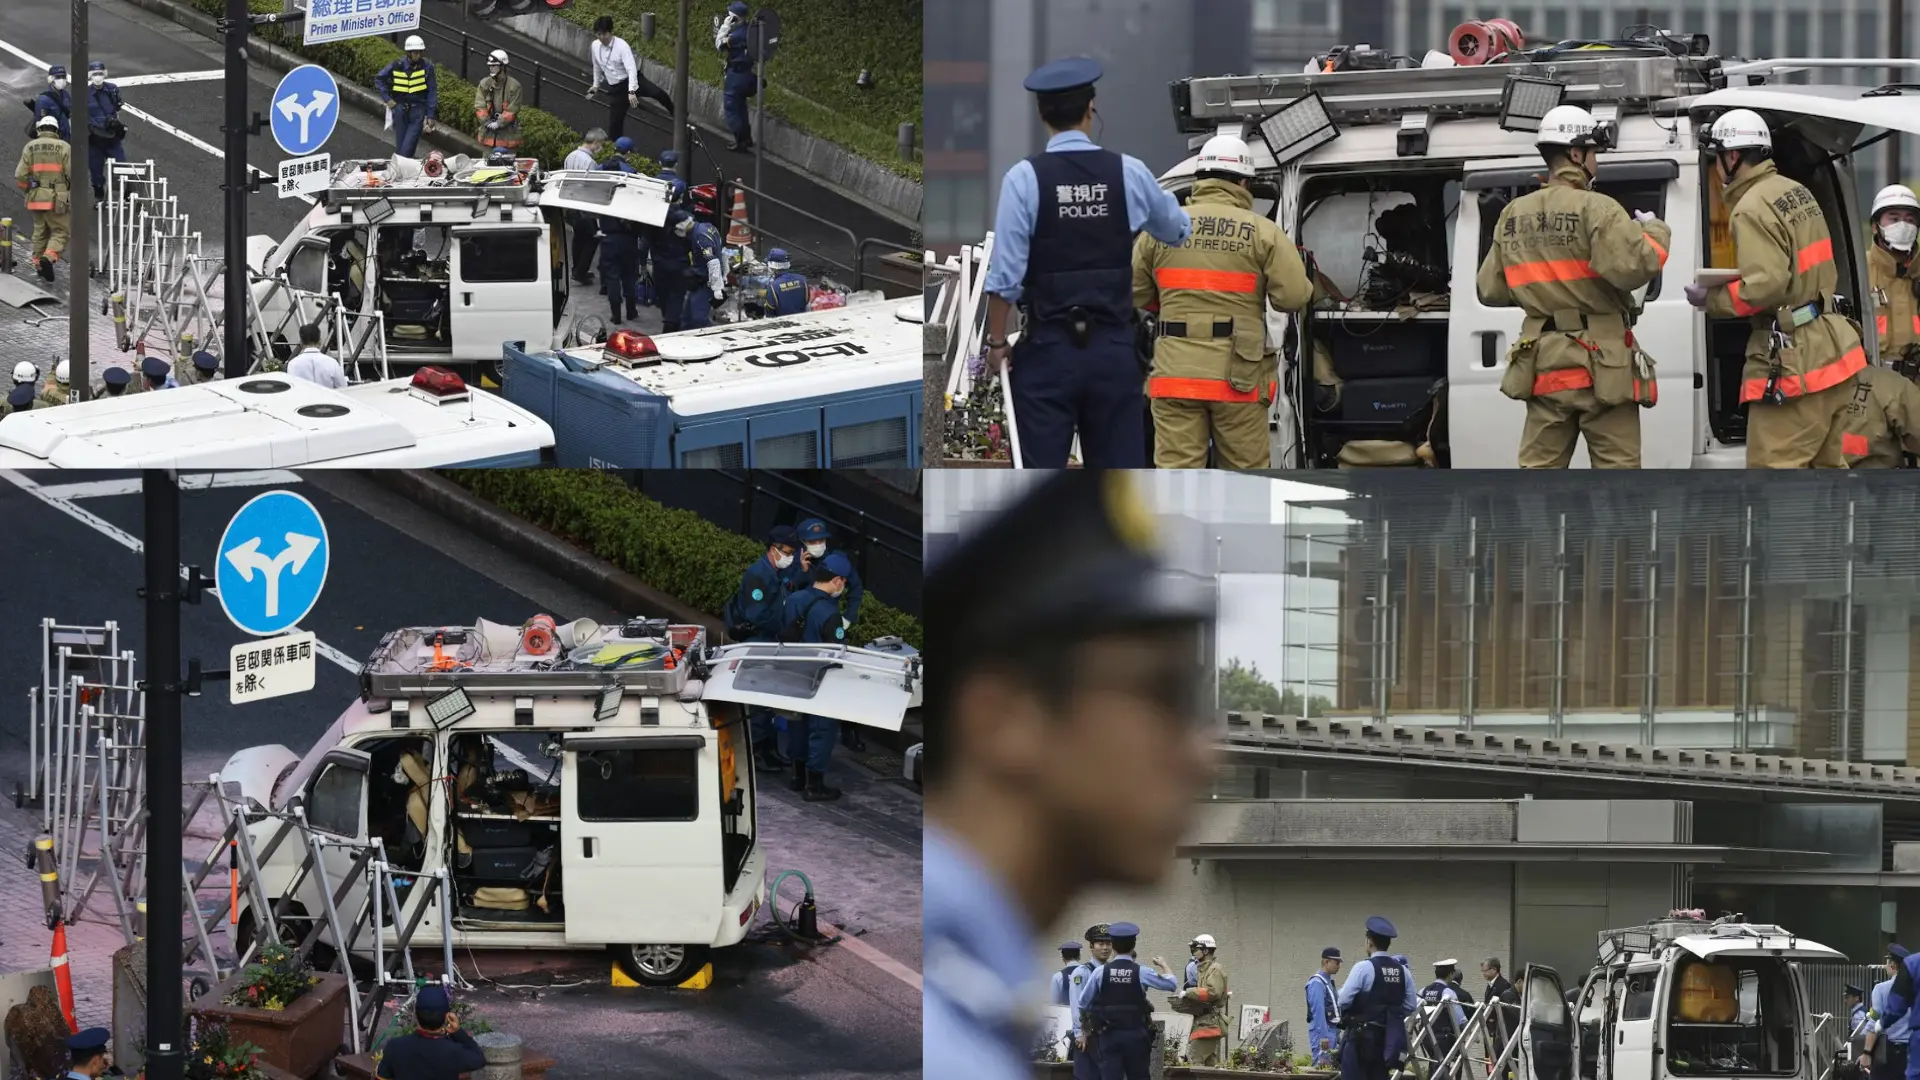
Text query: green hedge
558 0 922 180
199 0 655 174
441 470 923 650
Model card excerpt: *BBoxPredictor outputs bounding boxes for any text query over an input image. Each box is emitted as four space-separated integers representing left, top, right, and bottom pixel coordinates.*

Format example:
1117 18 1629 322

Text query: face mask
52 79 66 90
1883 221 1919 252
89 73 104 86
772 552 793 570
805 542 826 557
675 220 693 237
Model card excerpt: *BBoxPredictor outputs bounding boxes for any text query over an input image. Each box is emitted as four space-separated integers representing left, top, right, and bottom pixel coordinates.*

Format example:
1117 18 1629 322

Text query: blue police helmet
767 247 791 269
797 517 830 543
1107 921 1141 939
88 62 106 73
141 355 170 380
1023 56 1102 95
1060 941 1082 954
48 65 66 79
659 149 679 167
614 136 634 153
416 983 451 1013
1365 916 1398 940
66 1027 110 1056
821 552 853 579
102 367 131 387
767 524 797 548
7 384 34 409
728 1 749 14
1322 946 1342 960
192 350 218 372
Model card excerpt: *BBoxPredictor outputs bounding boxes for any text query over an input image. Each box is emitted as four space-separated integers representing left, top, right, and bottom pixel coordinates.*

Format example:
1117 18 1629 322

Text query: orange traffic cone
725 184 753 247
49 922 77 1034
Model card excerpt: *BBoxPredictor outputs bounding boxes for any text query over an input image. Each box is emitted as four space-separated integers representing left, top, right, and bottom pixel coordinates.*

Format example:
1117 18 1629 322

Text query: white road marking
0 470 361 675
820 919 922 991
38 470 304 501
0 37 316 207
112 70 224 87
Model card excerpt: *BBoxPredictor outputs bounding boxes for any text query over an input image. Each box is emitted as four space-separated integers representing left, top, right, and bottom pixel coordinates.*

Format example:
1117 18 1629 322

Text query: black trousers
569 212 598 281
606 79 674 142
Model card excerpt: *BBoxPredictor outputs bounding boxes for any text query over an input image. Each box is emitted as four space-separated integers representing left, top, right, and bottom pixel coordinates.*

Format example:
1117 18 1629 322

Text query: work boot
626 303 641 323
842 728 867 753
753 746 787 772
803 771 841 802
788 760 807 793
37 255 53 281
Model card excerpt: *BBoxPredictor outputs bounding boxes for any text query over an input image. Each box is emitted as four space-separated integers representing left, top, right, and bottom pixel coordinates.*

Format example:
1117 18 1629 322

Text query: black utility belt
1158 318 1234 340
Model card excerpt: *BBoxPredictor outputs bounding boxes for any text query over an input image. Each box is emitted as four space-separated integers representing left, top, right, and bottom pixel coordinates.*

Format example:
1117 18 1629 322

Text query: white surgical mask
805 542 826 558
1883 221 1919 253
772 552 793 570
52 78 66 90
89 73 104 86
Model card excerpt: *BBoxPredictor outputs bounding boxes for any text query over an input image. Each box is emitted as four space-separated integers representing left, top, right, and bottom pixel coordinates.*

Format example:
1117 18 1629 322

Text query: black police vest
1059 963 1081 1006
1352 955 1408 1026
1422 981 1457 1039
1024 149 1133 328
1091 957 1151 1029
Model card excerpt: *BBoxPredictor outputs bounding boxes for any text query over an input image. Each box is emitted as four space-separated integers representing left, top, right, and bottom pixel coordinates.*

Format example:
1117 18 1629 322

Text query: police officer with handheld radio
1073 921 1178 1079
1336 916 1418 1080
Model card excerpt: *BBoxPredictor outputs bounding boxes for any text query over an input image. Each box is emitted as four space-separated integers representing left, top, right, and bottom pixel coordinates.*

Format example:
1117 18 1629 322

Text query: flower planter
190 971 350 1080
334 1047 556 1080
1166 1070 1340 1078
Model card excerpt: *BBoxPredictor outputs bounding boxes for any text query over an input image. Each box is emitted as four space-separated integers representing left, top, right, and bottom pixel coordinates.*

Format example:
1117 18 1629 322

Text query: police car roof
0 373 553 468
559 299 922 418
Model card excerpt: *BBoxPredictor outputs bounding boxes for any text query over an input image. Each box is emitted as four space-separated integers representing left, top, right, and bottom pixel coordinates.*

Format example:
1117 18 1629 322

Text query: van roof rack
358 619 709 701
1595 914 1795 965
323 157 542 204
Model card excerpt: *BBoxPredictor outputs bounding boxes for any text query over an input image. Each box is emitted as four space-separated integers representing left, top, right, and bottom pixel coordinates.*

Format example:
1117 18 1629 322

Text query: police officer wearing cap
777 550 855 801
377 984 485 1079
100 366 131 397
657 148 682 188
767 248 810 317
1308 947 1344 1067
1336 916 1418 1080
1422 960 1469 1080
1070 922 1117 1078
726 524 798 772
1072 921 1178 1078
981 57 1192 469
1054 940 1089 1006
924 471 1216 1080
1848 984 1869 1036
1867 945 1912 1080
4 383 37 416
138 355 177 391
64 1027 112 1080
178 349 220 385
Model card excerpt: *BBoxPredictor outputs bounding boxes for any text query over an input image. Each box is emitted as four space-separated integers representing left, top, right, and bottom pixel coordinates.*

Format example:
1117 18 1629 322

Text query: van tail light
410 366 467 396
740 898 756 926
608 330 657 361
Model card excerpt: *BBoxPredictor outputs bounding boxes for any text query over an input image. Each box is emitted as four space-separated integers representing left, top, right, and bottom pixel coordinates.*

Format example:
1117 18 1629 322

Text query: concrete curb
122 0 511 162
366 469 923 754
498 9 921 226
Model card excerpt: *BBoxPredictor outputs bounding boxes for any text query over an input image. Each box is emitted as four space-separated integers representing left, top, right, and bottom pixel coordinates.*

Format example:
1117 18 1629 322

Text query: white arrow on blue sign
270 65 340 157
215 491 331 638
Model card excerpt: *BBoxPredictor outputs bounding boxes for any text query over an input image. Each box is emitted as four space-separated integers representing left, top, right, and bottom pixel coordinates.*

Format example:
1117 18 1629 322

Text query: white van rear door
1671 933 1846 962
536 170 673 228
700 642 917 732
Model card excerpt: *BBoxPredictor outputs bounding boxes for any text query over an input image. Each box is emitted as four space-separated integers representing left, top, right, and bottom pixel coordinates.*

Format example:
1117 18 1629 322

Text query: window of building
1718 10 1742 55
1544 8 1568 41
577 747 699 822
457 230 539 284
1579 8 1603 39
1820 12 1844 56
1253 0 1281 30
1408 0 1434 48
1681 8 1705 37
1752 11 1774 59
1302 0 1328 28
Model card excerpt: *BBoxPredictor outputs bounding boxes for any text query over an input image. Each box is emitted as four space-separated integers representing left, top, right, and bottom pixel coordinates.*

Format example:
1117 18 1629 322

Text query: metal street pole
142 470 184 1080
1892 0 1906 189
753 20 764 231
673 0 690 174
71 0 89 401
222 0 250 378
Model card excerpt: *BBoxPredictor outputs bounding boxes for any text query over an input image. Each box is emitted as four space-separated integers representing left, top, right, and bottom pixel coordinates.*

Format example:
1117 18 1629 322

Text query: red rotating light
410 366 467 395
608 330 658 359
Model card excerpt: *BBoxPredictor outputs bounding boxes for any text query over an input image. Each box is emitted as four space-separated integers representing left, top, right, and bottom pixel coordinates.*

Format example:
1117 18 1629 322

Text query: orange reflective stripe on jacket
30 162 62 173
1877 314 1920 337
1643 234 1669 267
1149 377 1277 403
1796 238 1834 273
1154 267 1259 293
1843 432 1870 458
1503 258 1601 288
1739 345 1867 402
1192 1027 1225 1040
1532 367 1594 396
1725 279 1765 317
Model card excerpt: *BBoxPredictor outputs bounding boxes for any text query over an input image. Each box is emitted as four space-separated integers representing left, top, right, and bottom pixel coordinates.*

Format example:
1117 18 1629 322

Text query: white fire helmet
1872 184 1920 220
488 49 509 66
1191 934 1217 949
1535 105 1608 149
12 361 37 384
1195 134 1255 179
403 34 426 51
55 360 69 385
1704 109 1771 152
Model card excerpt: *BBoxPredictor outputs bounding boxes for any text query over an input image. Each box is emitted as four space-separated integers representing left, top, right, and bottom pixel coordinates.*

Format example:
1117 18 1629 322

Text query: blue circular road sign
270 64 341 157
215 491 331 637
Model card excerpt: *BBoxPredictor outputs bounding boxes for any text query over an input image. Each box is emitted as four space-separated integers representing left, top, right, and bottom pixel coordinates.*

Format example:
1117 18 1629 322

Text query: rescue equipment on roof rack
520 614 558 656
1448 19 1526 66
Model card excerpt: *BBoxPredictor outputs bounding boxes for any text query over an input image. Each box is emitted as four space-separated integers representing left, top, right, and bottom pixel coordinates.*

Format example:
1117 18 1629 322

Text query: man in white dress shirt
287 324 348 389
589 16 673 142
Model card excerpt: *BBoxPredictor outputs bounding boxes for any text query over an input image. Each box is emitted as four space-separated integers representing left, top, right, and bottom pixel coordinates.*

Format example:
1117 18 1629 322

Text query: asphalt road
0 468 922 1080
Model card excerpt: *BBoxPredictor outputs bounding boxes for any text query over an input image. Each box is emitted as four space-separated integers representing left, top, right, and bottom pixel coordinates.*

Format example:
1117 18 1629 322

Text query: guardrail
723 179 916 295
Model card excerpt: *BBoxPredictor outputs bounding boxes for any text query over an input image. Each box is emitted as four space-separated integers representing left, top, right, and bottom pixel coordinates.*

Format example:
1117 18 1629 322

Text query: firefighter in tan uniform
14 115 71 282
1867 185 1920 379
1173 933 1231 1066
1476 105 1670 469
1685 109 1866 468
1132 134 1313 469
1839 364 1920 468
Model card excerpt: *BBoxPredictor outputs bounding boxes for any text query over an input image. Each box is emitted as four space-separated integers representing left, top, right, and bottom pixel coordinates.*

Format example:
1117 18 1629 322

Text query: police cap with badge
1024 55 1102 99
68 1027 110 1061
1086 922 1113 943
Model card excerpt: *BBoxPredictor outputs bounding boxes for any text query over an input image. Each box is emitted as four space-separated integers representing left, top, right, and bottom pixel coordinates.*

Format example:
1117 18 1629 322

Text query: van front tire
613 943 710 986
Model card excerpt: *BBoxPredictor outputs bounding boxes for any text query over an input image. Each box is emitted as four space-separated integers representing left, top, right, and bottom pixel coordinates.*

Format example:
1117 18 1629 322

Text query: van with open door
1154 29 1920 468
1515 918 1842 1080
216 615 919 985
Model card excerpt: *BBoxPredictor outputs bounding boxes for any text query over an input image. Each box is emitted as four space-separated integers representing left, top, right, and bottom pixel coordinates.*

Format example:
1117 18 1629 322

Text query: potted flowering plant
192 944 349 1080
131 1018 294 1080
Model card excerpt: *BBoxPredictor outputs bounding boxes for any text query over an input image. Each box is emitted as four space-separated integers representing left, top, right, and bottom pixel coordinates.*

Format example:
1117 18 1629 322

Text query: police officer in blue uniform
767 248 810 316
1074 921 1178 1079
84 62 126 202
778 550 853 801
100 366 131 396
980 56 1191 469
600 136 639 172
36 66 73 141
658 148 681 188
790 515 868 749
4 383 36 415
1337 917 1418 1080
1422 960 1469 1080
1868 946 1912 1080
1053 940 1088 1006
594 152 642 323
1308 947 1344 1067
1184 939 1202 989
64 1026 112 1080
1848 984 1869 1036
719 1 757 151
140 355 177 391
725 524 798 771
683 213 725 329
654 208 694 333
1070 924 1115 1080
924 471 1216 1080
375 984 486 1079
